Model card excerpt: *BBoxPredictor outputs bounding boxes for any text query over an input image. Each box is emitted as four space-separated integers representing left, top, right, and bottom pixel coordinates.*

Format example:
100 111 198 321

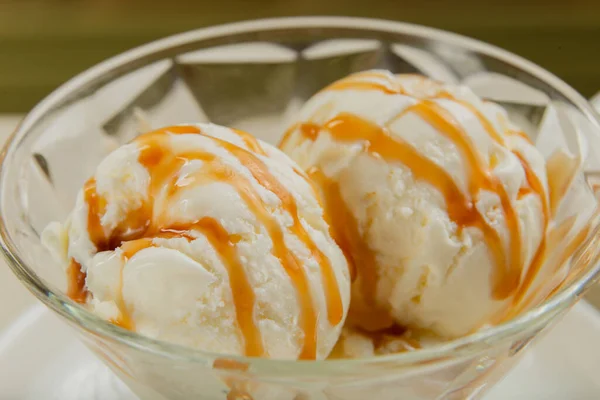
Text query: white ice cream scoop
280 70 551 338
42 123 351 360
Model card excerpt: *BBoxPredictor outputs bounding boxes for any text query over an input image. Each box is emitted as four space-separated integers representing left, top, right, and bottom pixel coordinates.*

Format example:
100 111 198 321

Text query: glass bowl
2 17 600 400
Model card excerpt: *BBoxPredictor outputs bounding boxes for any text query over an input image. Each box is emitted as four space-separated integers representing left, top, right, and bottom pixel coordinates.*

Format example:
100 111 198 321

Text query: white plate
0 302 599 399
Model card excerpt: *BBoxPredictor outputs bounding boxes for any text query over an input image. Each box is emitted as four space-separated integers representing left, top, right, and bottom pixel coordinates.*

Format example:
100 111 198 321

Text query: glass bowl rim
1 16 600 374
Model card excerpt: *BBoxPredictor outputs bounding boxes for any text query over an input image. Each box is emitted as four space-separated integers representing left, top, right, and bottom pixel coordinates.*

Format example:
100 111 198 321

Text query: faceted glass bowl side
1 17 600 400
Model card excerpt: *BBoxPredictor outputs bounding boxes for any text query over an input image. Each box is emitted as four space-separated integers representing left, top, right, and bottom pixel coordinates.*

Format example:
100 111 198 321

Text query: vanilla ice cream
279 70 549 338
42 123 351 360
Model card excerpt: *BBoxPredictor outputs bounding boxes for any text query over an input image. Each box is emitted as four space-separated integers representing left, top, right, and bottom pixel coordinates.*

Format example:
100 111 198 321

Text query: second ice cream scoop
280 71 549 338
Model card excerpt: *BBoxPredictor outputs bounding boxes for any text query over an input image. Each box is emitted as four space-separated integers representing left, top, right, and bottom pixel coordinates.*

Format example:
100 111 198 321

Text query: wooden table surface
1 0 599 112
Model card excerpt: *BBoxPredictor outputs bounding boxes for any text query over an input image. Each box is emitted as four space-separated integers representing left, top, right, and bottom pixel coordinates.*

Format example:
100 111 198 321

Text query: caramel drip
245 120 324 208
324 71 404 95
218 141 343 327
213 359 253 400
279 125 297 150
394 101 522 298
231 128 267 156
309 168 387 331
180 159 318 359
437 92 506 145
83 127 197 252
213 358 249 372
320 75 536 151
110 238 156 331
150 125 203 135
496 112 535 145
292 165 324 207
517 186 534 199
326 80 403 95
320 74 524 149
591 182 600 196
83 178 107 250
435 96 549 305
299 123 321 141
67 259 87 304
120 238 154 259
156 227 198 242
321 74 510 151
279 121 321 150
190 217 264 357
508 129 533 144
510 152 550 306
110 266 135 331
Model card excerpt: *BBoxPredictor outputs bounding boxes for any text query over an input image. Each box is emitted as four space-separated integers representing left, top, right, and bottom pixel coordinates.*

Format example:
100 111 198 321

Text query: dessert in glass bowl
2 17 600 400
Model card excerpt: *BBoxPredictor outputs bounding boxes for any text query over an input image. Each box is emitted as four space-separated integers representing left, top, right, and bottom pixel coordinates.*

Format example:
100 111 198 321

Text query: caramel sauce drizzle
213 359 254 400
110 261 136 331
120 238 155 259
437 92 506 146
190 217 264 357
176 155 318 359
66 259 87 304
517 186 534 199
510 152 550 306
309 168 388 331
324 71 406 96
217 142 343 328
507 129 533 144
292 165 324 208
325 80 404 96
83 178 108 250
231 128 267 156
71 125 343 360
400 100 522 298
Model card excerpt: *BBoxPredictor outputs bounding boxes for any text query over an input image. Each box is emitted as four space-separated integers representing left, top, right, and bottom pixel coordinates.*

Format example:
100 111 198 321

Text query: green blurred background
1 0 599 113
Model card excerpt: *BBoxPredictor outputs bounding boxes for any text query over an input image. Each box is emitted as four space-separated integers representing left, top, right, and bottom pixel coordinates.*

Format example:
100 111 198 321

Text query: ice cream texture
279 70 552 338
42 123 351 360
